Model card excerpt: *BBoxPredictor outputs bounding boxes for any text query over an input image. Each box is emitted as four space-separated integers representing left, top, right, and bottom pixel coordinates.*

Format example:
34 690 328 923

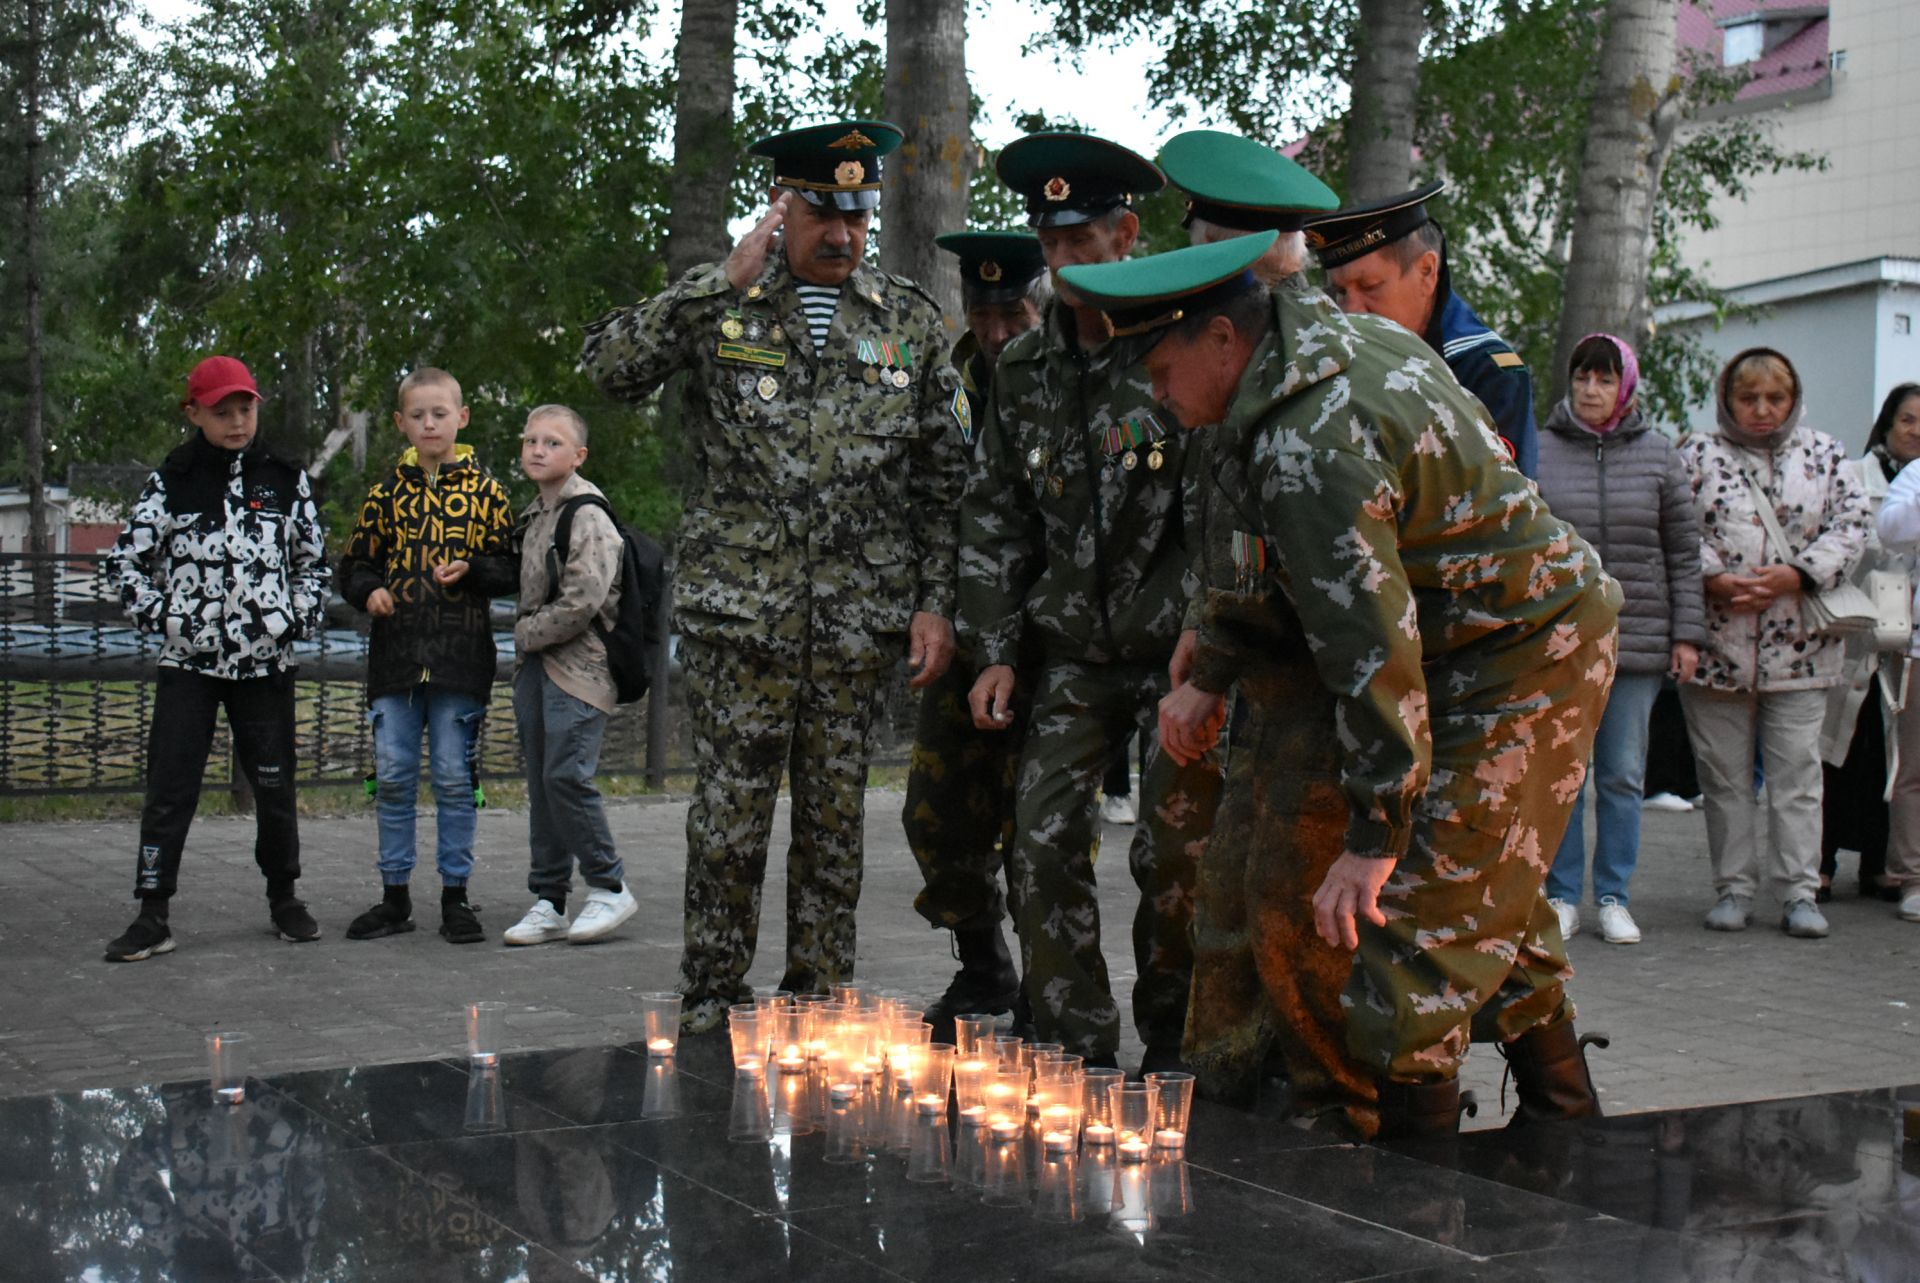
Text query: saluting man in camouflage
1065 232 1620 1143
1146 130 1378 1131
960 133 1223 1073
582 121 968 1032
901 231 1049 1041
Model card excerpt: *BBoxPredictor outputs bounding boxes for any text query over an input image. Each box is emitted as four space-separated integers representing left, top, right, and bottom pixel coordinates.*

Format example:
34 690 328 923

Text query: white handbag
1866 567 1915 654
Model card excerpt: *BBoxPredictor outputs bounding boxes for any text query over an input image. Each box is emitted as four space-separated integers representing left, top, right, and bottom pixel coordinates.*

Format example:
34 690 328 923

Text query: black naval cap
936 230 1048 304
1302 179 1447 268
995 132 1166 229
1157 130 1339 233
750 120 904 211
1059 231 1277 345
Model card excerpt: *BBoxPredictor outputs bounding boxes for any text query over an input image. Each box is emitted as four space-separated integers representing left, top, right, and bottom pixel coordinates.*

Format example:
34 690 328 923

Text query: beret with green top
995 132 1166 229
750 120 904 211
1303 178 1447 268
1058 231 1277 341
1157 129 1340 233
935 230 1047 303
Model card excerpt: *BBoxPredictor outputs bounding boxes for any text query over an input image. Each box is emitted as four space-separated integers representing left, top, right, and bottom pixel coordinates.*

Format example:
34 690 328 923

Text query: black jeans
134 667 302 902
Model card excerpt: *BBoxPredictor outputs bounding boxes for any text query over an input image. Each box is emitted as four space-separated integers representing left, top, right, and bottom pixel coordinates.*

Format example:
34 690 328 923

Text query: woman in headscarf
1536 334 1704 946
1679 349 1871 939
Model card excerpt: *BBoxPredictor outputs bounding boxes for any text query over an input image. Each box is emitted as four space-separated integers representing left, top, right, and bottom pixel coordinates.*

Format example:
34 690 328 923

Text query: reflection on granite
1 1037 1914 1282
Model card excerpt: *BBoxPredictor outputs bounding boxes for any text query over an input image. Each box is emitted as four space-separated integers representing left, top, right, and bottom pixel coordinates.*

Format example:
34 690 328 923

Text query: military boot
1375 1077 1475 1167
1501 1021 1607 1125
922 925 1020 1044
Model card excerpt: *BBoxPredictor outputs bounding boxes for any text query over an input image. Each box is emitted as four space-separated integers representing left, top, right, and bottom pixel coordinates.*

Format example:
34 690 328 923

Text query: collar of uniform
950 330 984 395
1221 282 1357 433
1011 296 1122 372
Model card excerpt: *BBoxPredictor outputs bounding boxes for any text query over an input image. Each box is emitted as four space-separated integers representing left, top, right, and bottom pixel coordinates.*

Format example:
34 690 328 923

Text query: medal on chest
1231 530 1268 594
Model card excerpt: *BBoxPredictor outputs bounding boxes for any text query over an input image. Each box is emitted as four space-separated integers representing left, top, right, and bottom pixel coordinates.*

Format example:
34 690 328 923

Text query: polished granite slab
1 1032 1914 1282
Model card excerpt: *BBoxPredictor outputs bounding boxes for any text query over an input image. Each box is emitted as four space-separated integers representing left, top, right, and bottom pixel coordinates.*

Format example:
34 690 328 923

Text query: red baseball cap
182 355 261 408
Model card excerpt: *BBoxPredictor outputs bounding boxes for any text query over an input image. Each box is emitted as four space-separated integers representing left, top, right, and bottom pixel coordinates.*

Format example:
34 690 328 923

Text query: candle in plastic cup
465 1002 505 1067
1084 1121 1116 1146
206 1031 248 1105
1145 1070 1196 1144
639 992 682 1057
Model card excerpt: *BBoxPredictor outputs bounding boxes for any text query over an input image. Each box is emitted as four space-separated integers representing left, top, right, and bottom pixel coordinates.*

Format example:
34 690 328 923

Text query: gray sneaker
1900 892 1920 923
1782 898 1830 938
1703 894 1752 932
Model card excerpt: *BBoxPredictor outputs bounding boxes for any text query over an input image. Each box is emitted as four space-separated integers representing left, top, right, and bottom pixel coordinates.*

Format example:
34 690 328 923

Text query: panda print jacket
109 434 332 679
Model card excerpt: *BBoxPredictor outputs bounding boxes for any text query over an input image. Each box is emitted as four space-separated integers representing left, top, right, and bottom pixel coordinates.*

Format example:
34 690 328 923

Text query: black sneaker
345 901 416 940
105 913 175 963
270 898 322 943
439 898 485 945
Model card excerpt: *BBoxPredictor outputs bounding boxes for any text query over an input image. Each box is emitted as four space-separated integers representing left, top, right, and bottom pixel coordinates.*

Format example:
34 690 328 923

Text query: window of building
1724 19 1764 66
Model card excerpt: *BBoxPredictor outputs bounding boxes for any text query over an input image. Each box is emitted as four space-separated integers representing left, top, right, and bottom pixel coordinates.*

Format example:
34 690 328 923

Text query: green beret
1303 179 1446 268
750 120 904 211
936 230 1047 303
995 132 1165 228
1058 231 1276 339
1157 130 1339 233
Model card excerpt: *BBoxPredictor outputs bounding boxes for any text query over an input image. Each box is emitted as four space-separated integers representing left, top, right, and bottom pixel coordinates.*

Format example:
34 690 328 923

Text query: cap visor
189 384 262 407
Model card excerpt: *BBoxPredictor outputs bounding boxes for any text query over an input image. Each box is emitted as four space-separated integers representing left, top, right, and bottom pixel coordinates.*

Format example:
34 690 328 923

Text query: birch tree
1345 0 1424 198
880 0 972 318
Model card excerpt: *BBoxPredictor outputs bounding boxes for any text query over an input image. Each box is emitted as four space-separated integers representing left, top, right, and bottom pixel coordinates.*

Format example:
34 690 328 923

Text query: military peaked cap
1059 231 1276 342
935 230 1047 304
1302 179 1447 268
996 132 1165 229
1157 130 1339 233
750 120 904 211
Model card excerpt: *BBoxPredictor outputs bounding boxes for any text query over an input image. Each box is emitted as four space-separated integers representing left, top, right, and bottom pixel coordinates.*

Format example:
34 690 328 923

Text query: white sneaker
1596 897 1642 945
1100 794 1137 825
1642 792 1692 813
1899 892 1920 922
503 899 570 946
568 886 638 944
1550 897 1580 940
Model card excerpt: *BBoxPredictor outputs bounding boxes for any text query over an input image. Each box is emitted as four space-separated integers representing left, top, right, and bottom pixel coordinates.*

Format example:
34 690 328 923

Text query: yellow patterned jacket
338 444 518 700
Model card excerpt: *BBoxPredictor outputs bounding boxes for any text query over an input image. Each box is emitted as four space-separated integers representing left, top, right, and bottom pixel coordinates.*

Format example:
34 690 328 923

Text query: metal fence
0 553 922 797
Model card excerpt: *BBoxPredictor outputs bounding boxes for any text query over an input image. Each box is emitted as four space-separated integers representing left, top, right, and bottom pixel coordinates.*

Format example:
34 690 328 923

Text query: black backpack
545 494 667 704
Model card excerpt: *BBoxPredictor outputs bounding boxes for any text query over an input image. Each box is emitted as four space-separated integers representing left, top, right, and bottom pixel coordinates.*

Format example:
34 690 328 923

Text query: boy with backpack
337 368 518 944
504 404 640 945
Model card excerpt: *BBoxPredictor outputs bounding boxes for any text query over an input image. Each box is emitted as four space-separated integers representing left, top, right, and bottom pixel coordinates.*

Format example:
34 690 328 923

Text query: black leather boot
1375 1077 1470 1165
1502 1021 1607 1125
923 926 1020 1043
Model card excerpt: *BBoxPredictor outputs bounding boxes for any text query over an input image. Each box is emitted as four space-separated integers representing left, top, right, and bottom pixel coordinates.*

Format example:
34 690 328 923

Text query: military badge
891 368 910 388
736 372 754 395
863 366 880 385
717 341 787 367
829 129 877 150
721 317 745 340
950 386 973 443
756 374 779 400
1231 530 1268 593
979 260 1003 283
834 160 866 186
1049 476 1065 497
1043 176 1071 202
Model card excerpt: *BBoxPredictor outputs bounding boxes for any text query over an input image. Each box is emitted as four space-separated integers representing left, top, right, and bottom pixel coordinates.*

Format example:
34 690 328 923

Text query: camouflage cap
1058 231 1276 341
995 132 1166 228
935 230 1047 304
750 120 905 211
1157 130 1339 233
1303 179 1447 268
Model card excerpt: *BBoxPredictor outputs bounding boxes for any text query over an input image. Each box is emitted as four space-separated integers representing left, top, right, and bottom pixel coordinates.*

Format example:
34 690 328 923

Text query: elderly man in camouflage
1064 231 1621 1144
582 121 968 1033
960 133 1224 1074
901 232 1049 1041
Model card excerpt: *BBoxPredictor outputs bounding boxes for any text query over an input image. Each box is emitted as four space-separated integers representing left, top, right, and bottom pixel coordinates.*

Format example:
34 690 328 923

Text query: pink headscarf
1575 332 1640 433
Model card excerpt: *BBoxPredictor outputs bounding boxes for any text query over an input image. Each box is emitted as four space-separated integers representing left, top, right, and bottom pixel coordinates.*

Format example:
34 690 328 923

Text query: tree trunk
1345 0 1423 199
1553 0 1681 394
665 0 739 280
23 0 52 572
881 0 972 322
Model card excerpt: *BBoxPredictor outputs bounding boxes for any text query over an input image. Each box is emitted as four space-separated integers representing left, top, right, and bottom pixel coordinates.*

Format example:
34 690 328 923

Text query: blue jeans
370 685 486 886
1547 672 1662 906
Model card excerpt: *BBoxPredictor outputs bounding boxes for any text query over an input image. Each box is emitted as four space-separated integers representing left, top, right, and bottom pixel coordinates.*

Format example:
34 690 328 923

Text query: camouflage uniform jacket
581 255 968 671
959 300 1193 670
1196 283 1618 862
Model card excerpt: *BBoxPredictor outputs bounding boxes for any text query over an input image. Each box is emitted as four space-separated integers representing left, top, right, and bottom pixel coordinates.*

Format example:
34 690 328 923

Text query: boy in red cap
103 355 332 961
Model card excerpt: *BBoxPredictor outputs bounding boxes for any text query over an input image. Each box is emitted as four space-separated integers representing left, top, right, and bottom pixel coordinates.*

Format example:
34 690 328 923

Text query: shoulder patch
950 384 973 443
1491 351 1525 369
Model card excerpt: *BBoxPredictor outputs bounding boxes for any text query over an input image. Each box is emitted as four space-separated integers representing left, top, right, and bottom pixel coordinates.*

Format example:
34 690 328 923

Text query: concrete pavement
2 796 1916 1125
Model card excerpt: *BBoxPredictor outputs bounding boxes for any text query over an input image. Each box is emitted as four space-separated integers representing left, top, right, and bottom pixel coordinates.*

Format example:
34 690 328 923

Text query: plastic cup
206 1031 248 1105
466 1001 505 1067
1145 1071 1195 1150
728 1006 766 1071
640 992 682 1058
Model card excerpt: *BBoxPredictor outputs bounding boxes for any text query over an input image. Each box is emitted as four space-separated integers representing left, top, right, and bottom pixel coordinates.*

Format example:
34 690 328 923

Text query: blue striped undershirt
795 284 840 355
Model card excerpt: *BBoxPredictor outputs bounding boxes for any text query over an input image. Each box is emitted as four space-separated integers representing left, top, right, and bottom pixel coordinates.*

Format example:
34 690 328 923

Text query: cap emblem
830 129 877 150
834 159 867 186
979 260 1003 283
1043 176 1071 202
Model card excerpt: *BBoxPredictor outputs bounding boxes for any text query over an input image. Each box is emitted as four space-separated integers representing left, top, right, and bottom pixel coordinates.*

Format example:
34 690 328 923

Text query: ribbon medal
1231 530 1268 593
721 314 745 341
1106 412 1170 475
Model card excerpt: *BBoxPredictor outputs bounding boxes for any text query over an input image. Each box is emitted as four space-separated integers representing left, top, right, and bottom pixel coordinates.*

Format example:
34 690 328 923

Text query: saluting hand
726 193 793 290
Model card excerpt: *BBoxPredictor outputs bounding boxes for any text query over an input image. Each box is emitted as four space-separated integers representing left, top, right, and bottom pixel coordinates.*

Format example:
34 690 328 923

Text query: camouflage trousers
900 649 1034 932
1346 629 1618 1082
1007 658 1222 1059
675 636 890 1009
1186 676 1378 1137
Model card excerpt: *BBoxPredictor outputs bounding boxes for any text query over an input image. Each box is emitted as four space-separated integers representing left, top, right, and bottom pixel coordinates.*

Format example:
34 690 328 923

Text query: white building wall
1678 0 1920 291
